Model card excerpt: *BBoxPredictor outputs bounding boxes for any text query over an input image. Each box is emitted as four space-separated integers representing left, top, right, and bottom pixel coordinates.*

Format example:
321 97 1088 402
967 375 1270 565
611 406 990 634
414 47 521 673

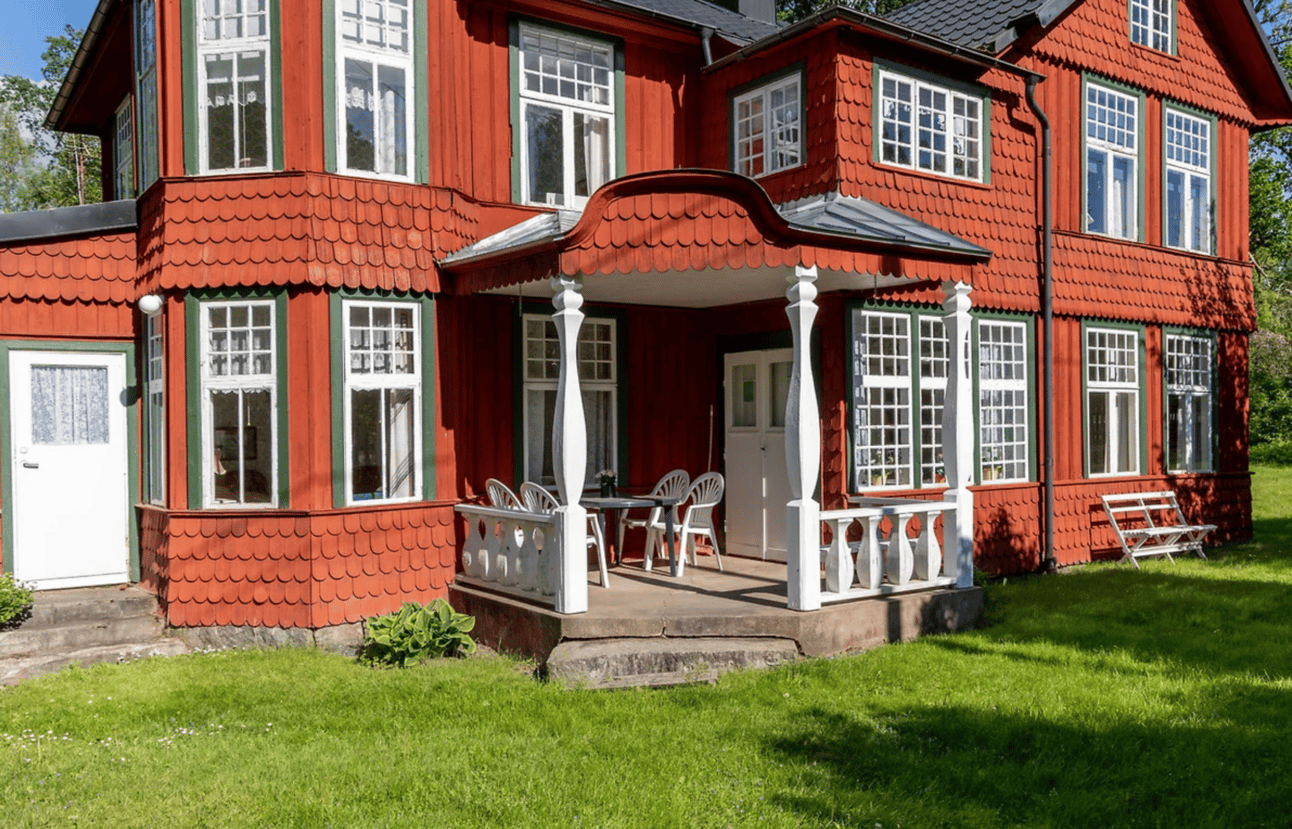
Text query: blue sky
0 0 102 81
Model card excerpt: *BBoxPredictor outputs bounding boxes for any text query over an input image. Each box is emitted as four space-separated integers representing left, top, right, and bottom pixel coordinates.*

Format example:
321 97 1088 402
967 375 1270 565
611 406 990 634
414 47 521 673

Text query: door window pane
31 366 109 446
731 363 756 428
769 361 791 428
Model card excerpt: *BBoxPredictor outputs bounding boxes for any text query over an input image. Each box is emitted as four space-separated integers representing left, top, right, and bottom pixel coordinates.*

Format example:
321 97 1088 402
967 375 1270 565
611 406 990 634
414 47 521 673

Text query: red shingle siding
0 232 136 305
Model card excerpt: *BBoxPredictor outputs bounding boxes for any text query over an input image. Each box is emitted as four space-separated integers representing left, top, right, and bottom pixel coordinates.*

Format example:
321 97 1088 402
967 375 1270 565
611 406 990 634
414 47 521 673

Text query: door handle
22 462 39 469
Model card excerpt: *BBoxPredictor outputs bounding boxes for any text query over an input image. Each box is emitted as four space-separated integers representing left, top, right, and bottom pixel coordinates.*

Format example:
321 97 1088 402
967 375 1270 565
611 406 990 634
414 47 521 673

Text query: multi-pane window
1164 109 1211 253
338 0 412 178
1130 0 1172 52
344 301 420 503
114 98 134 199
851 310 948 489
135 0 159 188
1165 333 1212 472
732 75 801 178
144 313 165 504
201 301 277 506
978 321 1029 483
877 69 984 181
1086 82 1139 239
197 0 271 173
517 24 615 208
1086 327 1141 476
523 314 616 485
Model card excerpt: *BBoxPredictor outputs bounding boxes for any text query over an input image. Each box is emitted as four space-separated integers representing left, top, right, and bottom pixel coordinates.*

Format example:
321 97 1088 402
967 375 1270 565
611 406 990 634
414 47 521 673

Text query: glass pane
526 105 564 205
376 64 407 175
385 388 416 498
31 366 109 446
1088 391 1108 475
1112 155 1134 238
769 361 791 428
351 388 383 500
1166 169 1184 248
731 363 756 428
236 51 267 168
1114 391 1137 473
211 388 273 504
573 113 610 198
1087 148 1106 233
345 58 376 172
1190 174 1208 251
204 54 235 171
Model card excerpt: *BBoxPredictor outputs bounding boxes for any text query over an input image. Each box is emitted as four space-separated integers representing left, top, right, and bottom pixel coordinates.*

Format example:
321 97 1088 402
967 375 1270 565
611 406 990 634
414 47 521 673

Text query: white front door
724 348 793 562
8 350 130 589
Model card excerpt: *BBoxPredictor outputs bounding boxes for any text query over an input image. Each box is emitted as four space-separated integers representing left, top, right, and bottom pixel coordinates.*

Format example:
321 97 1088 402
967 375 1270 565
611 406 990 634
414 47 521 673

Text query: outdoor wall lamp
138 294 163 316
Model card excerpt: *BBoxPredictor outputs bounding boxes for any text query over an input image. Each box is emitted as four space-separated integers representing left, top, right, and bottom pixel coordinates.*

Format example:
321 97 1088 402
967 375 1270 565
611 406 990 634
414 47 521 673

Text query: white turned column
551 276 589 614
942 281 975 589
785 265 822 611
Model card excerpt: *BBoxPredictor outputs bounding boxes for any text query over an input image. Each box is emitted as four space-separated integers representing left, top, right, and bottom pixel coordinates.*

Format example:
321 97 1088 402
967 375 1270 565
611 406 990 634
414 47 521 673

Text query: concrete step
545 637 800 689
21 585 159 628
0 638 190 686
0 614 166 657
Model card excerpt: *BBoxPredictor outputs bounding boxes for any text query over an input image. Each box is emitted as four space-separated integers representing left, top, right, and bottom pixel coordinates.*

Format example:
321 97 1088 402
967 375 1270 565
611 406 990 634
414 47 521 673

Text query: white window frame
342 300 422 504
144 312 165 504
1165 333 1213 473
199 300 278 507
336 0 414 180
521 312 616 486
1086 327 1141 477
135 0 159 189
1164 107 1212 254
114 98 135 199
977 320 1029 483
732 73 802 178
917 317 948 486
1085 81 1140 240
877 68 984 182
1130 0 1172 52
516 23 616 209
196 0 273 174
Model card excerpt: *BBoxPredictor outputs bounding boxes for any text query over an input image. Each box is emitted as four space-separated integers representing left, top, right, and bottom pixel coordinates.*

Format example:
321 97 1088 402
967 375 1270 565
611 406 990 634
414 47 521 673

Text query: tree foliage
0 25 101 212
778 0 915 23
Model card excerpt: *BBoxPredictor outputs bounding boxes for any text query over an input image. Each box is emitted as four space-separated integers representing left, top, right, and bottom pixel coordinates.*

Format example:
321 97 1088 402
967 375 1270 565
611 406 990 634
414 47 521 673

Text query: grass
3 468 1292 827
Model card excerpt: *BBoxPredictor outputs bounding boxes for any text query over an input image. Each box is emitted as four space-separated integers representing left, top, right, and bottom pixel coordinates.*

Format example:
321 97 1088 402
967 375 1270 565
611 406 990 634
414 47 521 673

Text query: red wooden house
1 0 1288 649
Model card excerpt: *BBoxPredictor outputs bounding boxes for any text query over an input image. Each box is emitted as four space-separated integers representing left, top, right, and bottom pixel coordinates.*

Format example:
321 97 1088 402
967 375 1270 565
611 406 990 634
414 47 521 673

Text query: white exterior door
724 348 793 562
8 350 130 589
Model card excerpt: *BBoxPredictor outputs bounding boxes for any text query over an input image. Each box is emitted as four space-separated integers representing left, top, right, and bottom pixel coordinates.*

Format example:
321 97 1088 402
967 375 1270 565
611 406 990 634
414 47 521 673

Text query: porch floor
449 554 983 666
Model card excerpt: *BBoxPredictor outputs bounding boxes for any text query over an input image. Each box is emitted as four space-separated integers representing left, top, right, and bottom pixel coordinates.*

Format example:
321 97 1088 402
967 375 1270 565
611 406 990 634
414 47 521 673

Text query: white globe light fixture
138 294 163 316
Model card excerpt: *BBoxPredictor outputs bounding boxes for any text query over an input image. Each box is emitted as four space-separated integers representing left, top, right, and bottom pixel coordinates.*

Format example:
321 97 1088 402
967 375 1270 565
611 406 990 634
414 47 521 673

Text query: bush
359 599 477 667
1251 441 1292 466
0 572 34 628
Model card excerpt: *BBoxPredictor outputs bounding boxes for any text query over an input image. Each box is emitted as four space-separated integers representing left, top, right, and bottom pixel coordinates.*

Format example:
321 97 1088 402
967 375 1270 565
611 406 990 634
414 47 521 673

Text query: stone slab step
546 637 800 689
20 586 158 628
0 638 190 687
0 615 164 657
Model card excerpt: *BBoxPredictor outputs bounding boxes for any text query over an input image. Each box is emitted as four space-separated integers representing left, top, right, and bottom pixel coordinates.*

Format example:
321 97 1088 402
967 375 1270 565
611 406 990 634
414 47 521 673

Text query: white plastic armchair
485 478 522 510
619 469 690 567
648 472 724 577
519 482 609 588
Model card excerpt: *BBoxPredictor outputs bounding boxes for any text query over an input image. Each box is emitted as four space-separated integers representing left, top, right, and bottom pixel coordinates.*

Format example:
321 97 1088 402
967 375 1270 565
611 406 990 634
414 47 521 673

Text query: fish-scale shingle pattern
1053 233 1254 329
158 505 457 629
973 484 1044 572
0 232 136 303
837 54 1040 312
1032 0 1257 124
137 174 458 296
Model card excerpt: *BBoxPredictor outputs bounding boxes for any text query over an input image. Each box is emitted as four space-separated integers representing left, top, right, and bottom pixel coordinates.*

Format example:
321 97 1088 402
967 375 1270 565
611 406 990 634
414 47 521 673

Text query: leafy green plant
359 599 477 667
0 571 34 627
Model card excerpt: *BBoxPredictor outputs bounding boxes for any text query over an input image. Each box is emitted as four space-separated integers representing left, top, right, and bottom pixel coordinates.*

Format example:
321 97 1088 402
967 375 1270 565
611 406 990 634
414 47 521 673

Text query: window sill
874 162 991 190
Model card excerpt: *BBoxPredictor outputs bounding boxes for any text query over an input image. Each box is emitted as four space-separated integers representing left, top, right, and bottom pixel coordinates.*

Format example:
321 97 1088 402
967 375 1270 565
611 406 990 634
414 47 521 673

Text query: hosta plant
0 572 34 628
360 599 477 667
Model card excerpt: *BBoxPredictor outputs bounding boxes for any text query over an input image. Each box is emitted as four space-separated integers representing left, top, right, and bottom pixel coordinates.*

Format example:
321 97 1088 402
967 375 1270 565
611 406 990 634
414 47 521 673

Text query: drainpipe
1024 74 1057 574
701 27 715 66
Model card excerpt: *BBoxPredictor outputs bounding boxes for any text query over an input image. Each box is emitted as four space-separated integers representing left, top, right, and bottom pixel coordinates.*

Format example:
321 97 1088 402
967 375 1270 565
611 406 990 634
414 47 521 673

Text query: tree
0 103 40 212
778 0 915 23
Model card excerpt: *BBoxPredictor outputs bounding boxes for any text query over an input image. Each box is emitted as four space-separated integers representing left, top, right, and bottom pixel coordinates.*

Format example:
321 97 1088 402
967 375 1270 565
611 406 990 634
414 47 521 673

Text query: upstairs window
197 0 272 173
1165 333 1213 473
1130 0 1172 52
732 73 801 178
1085 81 1140 240
135 0 159 188
516 23 616 208
337 0 413 178
1164 108 1212 253
114 98 135 199
876 67 984 182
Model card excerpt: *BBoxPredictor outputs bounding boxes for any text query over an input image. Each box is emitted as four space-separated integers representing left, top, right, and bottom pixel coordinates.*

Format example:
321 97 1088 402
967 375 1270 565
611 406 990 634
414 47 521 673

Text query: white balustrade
817 497 958 602
455 504 558 603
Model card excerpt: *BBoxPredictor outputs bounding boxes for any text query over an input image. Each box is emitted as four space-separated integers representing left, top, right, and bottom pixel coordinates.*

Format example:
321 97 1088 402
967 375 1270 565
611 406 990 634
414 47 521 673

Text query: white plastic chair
519 482 609 588
618 469 690 566
485 478 522 510
647 472 724 576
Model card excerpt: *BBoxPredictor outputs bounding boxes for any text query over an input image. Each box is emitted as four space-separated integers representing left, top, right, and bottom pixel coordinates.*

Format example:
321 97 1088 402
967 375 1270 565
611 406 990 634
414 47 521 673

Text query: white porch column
941 281 975 589
785 265 822 611
551 275 589 614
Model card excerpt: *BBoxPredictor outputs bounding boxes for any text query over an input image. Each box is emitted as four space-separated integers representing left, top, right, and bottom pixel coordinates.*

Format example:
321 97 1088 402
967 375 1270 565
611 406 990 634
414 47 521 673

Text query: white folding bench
1100 490 1216 567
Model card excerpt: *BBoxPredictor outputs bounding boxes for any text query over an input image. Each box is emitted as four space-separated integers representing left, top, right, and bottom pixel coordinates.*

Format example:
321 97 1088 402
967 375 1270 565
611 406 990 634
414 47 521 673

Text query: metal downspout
701 27 715 66
1025 74 1058 573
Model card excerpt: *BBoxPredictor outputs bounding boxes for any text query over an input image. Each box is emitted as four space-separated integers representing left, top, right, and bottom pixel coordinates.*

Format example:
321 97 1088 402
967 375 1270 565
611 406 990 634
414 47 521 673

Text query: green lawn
4 469 1292 828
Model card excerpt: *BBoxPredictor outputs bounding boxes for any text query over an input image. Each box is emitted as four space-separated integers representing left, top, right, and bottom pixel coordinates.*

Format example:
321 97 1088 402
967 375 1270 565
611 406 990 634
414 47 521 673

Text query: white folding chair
647 472 724 576
618 469 690 567
519 482 609 588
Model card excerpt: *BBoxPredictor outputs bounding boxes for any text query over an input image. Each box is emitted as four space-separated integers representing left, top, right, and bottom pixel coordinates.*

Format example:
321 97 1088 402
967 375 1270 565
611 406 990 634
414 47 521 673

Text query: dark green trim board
509 23 522 204
1081 74 1147 243
871 59 993 184
1081 319 1149 478
185 290 290 509
270 0 285 171
328 290 437 508
510 299 629 488
1160 101 1218 254
413 0 429 184
323 0 337 172
0 340 140 580
181 0 198 174
727 62 807 178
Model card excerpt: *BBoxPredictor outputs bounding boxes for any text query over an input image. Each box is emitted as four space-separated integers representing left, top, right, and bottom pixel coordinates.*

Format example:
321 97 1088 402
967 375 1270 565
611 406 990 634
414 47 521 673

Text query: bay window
135 0 159 188
144 313 165 504
197 0 272 173
1165 333 1213 473
732 72 802 178
114 98 134 199
1086 326 1142 476
1085 81 1141 240
1164 107 1212 253
337 0 413 178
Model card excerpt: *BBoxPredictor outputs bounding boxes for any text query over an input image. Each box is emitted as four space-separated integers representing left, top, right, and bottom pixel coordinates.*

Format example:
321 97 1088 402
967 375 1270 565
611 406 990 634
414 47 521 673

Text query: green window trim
1081 74 1147 243
0 340 141 580
184 290 290 509
972 311 1038 485
328 289 437 508
726 61 806 179
1161 325 1218 475
181 0 285 175
508 16 627 206
509 299 628 489
870 59 993 185
1160 101 1218 254
1081 319 1149 478
322 0 429 183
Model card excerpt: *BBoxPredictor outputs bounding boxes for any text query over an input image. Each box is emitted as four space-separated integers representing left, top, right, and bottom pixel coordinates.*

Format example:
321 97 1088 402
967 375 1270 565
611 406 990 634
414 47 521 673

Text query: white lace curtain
31 366 109 446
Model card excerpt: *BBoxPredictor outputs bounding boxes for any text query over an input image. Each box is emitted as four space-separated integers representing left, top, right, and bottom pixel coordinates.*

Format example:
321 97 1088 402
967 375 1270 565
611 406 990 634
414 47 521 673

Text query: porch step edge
0 638 191 687
0 615 164 657
19 589 159 629
546 636 800 689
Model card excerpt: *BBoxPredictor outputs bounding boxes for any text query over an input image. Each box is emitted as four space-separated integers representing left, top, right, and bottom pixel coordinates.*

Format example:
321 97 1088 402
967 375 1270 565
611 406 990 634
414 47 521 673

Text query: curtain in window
576 114 609 198
526 388 613 487
31 366 109 446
